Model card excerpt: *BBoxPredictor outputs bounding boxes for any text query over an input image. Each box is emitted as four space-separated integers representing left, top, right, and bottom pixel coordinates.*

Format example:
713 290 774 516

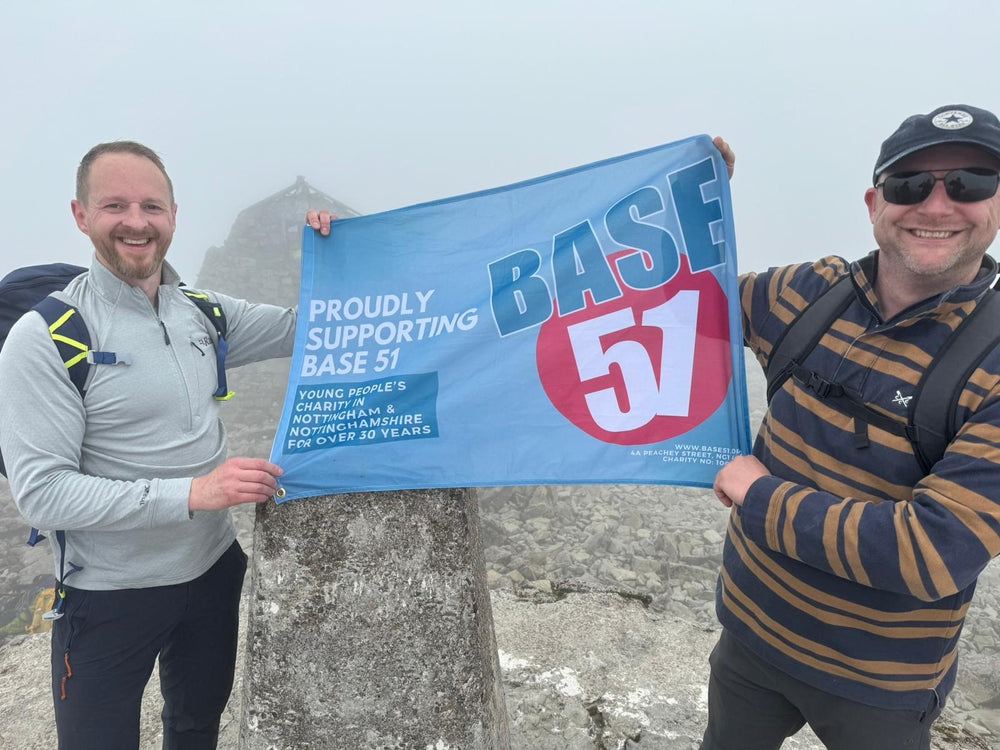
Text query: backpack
765 272 1000 475
0 262 234 619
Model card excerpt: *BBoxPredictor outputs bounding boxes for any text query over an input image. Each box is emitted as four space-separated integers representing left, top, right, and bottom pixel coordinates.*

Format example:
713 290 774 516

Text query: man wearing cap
703 105 1000 749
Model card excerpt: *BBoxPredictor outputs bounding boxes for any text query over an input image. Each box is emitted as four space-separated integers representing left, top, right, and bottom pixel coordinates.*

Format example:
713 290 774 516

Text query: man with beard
704 105 1000 749
0 141 311 749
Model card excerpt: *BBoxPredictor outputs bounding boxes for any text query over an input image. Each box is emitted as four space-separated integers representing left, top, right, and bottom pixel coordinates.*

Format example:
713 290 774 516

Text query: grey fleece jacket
0 258 296 589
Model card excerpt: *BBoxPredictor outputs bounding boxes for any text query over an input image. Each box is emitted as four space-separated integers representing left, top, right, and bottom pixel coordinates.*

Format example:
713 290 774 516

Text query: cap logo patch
932 110 974 130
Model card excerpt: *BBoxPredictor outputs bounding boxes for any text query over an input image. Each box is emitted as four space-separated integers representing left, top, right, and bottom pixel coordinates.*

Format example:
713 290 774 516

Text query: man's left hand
713 454 769 508
712 136 735 179
305 209 335 236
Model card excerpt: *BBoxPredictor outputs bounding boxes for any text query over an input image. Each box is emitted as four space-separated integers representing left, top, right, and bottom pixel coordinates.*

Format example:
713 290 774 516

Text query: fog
2 1 998 283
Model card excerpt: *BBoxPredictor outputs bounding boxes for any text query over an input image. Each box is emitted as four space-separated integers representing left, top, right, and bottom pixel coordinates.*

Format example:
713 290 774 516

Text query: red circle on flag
536 251 732 445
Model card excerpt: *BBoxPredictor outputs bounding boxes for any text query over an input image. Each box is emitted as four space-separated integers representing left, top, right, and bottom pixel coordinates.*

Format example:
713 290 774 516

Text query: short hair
76 141 175 204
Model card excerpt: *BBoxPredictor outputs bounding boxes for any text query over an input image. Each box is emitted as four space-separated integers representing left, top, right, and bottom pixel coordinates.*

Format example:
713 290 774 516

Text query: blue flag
270 134 751 502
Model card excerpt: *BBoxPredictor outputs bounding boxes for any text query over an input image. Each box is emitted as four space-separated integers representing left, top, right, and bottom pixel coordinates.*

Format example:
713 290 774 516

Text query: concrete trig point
239 487 511 748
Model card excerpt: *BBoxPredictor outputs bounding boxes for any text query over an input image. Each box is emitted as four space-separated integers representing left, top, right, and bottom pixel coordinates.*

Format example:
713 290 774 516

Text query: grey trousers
701 628 943 750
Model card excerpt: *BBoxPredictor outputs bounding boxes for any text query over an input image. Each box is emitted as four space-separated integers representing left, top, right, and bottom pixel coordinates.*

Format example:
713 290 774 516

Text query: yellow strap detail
64 352 88 369
51 333 88 353
185 292 222 318
49 308 76 333
48 310 90 370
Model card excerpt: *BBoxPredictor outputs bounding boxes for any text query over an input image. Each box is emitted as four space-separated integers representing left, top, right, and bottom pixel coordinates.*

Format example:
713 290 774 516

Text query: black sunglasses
876 167 1000 205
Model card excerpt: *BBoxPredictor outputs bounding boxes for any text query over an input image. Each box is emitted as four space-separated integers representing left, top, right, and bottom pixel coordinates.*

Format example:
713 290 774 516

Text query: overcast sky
2 1 998 284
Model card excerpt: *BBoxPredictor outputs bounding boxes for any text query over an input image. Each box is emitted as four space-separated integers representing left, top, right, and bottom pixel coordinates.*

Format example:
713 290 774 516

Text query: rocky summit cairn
195 175 356 307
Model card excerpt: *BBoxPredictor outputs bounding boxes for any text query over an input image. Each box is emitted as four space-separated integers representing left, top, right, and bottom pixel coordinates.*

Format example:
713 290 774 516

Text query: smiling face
71 152 177 293
864 144 1000 293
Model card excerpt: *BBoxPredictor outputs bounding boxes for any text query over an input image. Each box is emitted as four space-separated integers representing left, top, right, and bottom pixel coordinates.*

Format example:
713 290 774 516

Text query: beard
94 227 170 282
877 231 985 282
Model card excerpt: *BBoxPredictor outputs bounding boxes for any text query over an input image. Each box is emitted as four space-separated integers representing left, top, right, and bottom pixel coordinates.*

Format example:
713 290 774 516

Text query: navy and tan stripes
718 253 1000 711
728 515 969 626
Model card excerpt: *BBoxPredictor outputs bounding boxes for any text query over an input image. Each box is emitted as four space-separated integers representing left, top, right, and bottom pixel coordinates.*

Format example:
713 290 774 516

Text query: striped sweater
719 251 1000 711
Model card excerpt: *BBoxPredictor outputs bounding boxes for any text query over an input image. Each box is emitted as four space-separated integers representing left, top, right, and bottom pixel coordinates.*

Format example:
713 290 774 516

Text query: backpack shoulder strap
32 295 92 398
765 275 855 403
180 289 233 401
180 289 229 338
909 286 1000 471
22 294 91 605
32 291 125 395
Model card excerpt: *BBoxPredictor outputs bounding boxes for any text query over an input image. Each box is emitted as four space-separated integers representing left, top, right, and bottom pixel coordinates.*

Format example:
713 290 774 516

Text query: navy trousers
50 540 247 750
701 628 944 750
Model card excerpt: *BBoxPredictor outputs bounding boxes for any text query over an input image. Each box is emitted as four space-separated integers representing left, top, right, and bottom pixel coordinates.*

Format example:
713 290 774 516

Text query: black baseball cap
873 104 1000 184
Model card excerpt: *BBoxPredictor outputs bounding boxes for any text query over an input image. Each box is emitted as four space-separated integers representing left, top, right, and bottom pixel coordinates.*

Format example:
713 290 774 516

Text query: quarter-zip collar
88 255 183 309
850 250 998 324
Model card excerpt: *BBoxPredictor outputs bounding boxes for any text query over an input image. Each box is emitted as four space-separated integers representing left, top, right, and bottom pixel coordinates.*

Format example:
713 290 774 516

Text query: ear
71 199 90 235
864 187 878 222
